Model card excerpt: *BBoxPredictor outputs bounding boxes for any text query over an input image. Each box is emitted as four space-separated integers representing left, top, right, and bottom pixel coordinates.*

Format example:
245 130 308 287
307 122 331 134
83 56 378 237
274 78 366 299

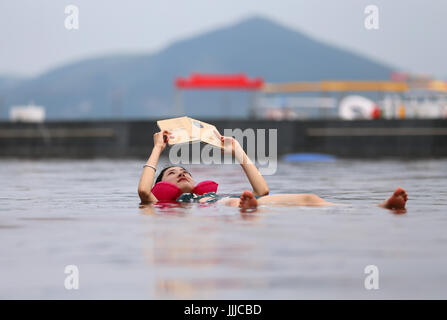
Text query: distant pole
249 91 258 119
175 89 184 116
111 89 123 119
221 93 231 118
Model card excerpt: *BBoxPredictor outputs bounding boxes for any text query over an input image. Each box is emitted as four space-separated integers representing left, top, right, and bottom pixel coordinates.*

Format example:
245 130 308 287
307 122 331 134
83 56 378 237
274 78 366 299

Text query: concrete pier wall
0 119 446 159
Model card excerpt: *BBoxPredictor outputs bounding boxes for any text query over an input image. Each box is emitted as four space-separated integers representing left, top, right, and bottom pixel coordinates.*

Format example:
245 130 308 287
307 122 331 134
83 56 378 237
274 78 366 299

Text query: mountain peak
233 15 283 27
2 17 394 119
223 15 301 37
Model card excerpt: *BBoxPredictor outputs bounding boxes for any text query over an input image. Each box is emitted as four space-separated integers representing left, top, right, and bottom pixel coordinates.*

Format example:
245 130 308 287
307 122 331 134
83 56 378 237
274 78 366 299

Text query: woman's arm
137 130 170 204
220 134 269 197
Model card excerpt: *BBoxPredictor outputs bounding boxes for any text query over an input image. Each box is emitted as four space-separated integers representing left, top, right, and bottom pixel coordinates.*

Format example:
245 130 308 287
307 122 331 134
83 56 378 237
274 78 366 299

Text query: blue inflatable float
283 153 336 162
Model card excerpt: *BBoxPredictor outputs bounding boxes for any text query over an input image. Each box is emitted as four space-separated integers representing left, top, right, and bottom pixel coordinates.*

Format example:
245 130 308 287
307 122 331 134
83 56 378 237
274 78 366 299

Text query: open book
157 116 223 148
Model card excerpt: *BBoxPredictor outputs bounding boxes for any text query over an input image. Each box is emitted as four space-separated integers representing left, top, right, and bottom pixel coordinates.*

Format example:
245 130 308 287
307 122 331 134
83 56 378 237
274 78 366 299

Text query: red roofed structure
173 73 264 115
175 73 264 90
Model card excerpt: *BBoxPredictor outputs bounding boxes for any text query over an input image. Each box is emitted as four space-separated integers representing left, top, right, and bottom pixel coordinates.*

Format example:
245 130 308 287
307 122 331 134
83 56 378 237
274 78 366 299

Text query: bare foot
239 190 258 212
380 187 408 213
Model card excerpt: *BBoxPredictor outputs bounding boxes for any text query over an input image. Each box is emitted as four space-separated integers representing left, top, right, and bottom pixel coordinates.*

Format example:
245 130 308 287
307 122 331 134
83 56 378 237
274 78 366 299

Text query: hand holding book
157 116 223 149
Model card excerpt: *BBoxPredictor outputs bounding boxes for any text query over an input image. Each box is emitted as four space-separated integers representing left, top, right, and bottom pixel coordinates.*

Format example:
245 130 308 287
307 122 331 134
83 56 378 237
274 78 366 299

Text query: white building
9 104 46 122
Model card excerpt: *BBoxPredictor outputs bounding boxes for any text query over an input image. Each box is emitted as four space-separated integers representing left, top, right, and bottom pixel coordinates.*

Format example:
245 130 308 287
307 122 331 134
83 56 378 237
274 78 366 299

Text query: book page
157 116 195 145
193 119 223 148
157 117 222 148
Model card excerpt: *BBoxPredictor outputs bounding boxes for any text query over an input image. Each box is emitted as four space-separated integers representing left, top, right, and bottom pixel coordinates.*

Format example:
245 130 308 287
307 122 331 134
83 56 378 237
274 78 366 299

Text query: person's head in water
155 166 195 193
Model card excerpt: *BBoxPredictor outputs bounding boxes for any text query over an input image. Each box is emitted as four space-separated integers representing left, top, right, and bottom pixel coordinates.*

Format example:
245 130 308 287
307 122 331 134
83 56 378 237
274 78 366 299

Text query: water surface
1 158 447 299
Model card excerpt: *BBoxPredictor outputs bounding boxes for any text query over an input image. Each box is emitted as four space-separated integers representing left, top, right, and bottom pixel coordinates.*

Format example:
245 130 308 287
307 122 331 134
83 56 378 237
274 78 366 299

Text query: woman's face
161 167 195 193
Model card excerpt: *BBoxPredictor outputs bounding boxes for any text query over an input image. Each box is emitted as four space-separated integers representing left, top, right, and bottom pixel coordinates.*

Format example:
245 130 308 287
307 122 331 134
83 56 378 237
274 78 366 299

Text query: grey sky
0 0 445 78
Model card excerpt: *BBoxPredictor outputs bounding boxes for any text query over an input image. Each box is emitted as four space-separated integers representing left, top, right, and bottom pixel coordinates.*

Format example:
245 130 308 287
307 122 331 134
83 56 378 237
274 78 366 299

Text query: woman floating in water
138 130 408 212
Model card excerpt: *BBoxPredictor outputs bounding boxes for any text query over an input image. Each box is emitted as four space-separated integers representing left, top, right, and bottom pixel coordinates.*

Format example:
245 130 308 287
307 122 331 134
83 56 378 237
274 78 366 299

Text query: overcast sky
0 0 445 79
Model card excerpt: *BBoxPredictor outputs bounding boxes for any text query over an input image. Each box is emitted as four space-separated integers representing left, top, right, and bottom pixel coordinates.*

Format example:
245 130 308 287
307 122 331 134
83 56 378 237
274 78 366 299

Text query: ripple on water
1 159 447 299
